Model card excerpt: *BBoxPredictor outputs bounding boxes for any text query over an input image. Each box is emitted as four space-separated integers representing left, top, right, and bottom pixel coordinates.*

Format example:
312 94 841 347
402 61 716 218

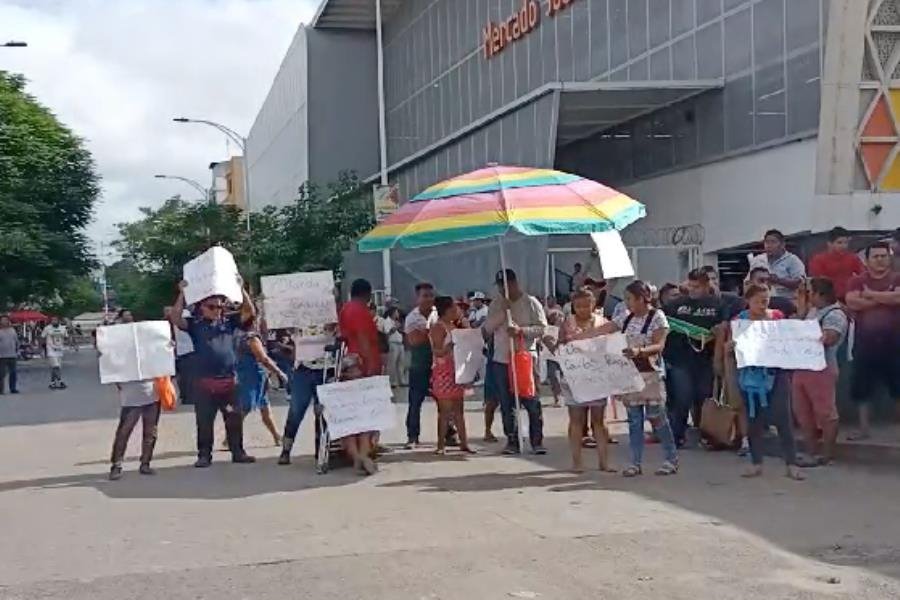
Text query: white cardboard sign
731 319 826 371
182 247 243 306
590 230 635 279
96 321 175 384
261 271 337 329
316 376 396 439
451 328 486 385
556 333 645 403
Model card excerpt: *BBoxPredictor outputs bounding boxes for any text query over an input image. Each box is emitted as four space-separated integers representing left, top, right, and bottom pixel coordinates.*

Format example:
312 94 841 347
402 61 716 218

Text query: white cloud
0 0 318 250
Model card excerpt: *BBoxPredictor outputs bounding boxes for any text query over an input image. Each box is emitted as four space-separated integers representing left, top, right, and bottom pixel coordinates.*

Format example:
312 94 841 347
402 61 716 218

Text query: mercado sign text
482 0 577 60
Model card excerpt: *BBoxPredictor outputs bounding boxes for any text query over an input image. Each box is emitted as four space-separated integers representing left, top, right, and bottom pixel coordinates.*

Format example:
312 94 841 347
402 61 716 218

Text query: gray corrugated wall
307 29 380 184
382 0 827 190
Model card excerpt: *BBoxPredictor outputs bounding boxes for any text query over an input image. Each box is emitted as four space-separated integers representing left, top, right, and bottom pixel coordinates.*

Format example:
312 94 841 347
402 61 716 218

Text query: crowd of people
1 227 896 484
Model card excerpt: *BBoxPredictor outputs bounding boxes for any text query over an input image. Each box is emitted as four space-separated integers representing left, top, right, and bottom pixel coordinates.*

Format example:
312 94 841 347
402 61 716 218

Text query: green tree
112 172 374 314
46 276 102 318
0 71 99 307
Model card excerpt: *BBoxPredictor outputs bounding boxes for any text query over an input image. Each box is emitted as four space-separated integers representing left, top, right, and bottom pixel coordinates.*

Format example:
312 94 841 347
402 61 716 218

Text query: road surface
1 351 899 599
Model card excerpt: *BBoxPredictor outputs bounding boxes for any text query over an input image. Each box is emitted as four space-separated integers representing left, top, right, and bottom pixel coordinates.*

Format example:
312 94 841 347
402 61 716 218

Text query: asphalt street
1 351 900 599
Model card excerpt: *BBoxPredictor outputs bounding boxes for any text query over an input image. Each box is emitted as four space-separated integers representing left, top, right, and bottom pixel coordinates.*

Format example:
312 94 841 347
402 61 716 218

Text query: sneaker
502 443 520 455
532 445 548 455
194 456 212 468
232 453 257 464
483 432 499 443
277 451 291 465
58 382 67 389
403 439 419 450
109 464 123 481
139 464 156 476
9 390 19 394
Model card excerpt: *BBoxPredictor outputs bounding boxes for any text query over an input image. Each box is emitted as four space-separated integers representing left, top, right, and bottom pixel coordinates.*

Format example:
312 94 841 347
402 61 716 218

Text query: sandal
434 448 446 455
654 461 678 476
795 455 820 468
741 465 763 478
622 465 642 478
460 447 478 455
785 465 806 481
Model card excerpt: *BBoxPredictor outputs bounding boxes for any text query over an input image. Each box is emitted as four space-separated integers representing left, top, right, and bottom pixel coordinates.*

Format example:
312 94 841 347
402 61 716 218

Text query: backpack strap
641 310 657 335
622 312 635 332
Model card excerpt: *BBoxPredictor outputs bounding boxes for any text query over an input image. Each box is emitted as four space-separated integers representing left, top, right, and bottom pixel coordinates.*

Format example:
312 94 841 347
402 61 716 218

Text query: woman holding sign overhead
548 287 614 473
429 296 475 456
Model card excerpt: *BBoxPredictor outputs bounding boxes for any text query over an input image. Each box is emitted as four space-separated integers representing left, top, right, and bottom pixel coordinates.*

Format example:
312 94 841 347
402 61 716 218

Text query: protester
268 329 295 394
571 262 586 291
762 229 806 299
165 307 197 405
337 278 382 475
808 227 865 302
42 316 68 390
845 242 900 441
467 292 489 328
0 315 19 394
731 284 803 480
604 281 677 476
658 283 681 306
701 265 745 320
543 296 565 408
235 316 288 447
792 278 848 466
484 269 548 455
428 296 475 455
170 278 257 467
746 267 797 316
381 307 406 387
279 323 335 465
106 309 161 480
662 269 724 447
551 288 614 472
404 282 436 448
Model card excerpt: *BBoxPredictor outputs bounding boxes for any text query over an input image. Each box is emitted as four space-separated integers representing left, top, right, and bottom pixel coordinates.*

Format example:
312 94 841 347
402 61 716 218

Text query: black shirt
662 295 727 365
186 313 241 378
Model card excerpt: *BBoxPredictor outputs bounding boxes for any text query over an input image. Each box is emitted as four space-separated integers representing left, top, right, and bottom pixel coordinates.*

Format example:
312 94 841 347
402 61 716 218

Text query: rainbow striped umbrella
357 165 645 252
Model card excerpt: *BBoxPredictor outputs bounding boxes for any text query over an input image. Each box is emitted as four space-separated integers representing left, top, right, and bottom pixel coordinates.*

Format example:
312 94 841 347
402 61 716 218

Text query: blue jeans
406 367 429 442
489 360 543 447
283 366 324 443
626 404 678 467
666 359 714 444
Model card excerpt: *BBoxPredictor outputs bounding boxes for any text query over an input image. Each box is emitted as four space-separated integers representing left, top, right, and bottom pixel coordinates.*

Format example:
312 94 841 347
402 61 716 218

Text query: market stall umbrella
357 165 646 451
358 165 645 252
8 310 50 324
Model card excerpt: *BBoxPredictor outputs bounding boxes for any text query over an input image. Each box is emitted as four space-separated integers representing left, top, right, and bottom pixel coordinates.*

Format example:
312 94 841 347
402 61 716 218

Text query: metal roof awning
312 0 403 29
555 80 723 147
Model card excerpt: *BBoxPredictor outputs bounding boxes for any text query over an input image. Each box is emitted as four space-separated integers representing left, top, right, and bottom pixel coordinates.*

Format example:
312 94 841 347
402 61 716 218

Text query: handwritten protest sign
590 230 635 279
182 247 243 306
452 328 486 384
316 376 396 439
731 319 826 371
261 271 337 329
96 321 175 384
556 333 645 403
292 333 333 367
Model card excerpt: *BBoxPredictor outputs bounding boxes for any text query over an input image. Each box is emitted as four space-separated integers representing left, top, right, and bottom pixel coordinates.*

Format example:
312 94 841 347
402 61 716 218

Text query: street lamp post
172 117 250 233
153 174 211 204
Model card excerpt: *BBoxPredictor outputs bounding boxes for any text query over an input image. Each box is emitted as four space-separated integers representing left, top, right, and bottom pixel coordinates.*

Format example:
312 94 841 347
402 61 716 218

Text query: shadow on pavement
379 433 900 582
0 457 361 500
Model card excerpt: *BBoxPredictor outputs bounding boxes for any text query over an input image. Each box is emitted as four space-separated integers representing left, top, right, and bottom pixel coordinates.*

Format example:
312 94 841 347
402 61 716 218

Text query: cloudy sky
1 0 318 254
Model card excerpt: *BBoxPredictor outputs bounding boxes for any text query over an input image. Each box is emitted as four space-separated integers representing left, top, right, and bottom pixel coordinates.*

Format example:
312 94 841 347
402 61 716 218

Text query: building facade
251 0 900 298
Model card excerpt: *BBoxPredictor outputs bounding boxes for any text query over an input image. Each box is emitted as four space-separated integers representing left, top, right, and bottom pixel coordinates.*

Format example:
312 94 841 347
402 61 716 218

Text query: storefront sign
482 0 577 60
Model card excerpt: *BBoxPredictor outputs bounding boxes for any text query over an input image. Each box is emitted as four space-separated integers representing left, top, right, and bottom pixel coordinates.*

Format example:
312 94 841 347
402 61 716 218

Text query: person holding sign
106 310 162 481
548 288 614 473
729 284 803 481
170 278 257 468
429 296 475 455
606 281 678 477
337 279 382 475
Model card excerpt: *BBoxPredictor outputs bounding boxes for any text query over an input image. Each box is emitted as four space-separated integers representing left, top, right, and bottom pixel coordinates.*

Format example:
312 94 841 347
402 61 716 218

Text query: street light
2 41 27 47
153 174 211 204
172 117 250 233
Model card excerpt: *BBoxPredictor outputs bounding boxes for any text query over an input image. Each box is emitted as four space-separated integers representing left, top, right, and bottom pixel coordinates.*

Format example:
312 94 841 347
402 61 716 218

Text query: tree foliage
111 173 374 318
0 71 100 307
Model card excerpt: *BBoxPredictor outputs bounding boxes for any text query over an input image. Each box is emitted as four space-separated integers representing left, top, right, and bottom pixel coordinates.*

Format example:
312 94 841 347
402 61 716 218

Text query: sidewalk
833 425 900 467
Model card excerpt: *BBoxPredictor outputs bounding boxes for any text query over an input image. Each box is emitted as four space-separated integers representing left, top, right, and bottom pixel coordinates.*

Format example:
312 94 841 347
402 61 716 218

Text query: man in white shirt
404 283 437 447
484 269 548 455
42 316 68 390
467 292 489 328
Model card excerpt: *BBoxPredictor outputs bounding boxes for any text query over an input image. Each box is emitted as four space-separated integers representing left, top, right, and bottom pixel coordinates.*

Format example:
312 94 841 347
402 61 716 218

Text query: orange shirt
809 250 865 301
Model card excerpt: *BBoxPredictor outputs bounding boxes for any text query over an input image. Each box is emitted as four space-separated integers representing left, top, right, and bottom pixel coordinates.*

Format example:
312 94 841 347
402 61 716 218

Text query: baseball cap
471 291 486 300
494 269 517 284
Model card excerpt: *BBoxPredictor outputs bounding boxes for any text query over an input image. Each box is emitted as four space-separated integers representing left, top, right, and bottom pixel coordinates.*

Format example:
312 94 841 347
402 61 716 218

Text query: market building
247 0 899 298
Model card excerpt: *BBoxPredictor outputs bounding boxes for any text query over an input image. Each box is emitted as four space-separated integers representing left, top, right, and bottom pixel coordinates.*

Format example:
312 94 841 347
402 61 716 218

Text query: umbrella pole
498 237 529 453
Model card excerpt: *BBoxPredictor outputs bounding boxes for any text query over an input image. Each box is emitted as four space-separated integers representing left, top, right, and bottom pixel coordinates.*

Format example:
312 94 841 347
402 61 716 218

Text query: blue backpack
735 310 776 418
